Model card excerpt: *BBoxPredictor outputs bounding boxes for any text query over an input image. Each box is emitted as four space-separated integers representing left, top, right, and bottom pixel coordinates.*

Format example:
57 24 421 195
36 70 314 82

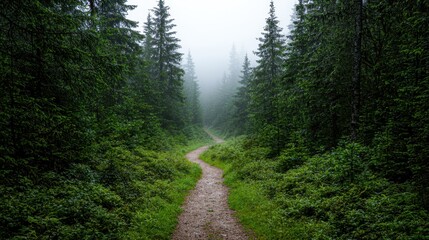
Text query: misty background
127 0 297 100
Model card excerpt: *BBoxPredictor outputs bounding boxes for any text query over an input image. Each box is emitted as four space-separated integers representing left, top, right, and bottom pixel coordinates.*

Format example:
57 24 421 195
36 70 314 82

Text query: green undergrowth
204 128 228 141
1 126 212 239
200 137 429 239
123 152 201 239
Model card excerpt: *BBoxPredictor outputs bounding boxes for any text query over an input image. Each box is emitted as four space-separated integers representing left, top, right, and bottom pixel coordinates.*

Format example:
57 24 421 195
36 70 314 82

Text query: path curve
172 136 248 240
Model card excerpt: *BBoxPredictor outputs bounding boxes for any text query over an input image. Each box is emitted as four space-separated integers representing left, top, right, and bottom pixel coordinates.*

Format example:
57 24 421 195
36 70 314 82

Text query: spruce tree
183 52 201 125
151 0 184 129
251 0 287 153
138 13 159 107
233 55 253 135
227 44 241 91
143 13 155 64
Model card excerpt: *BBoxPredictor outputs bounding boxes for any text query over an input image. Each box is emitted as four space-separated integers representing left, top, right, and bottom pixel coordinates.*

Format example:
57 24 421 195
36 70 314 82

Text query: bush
1 126 211 239
201 137 429 239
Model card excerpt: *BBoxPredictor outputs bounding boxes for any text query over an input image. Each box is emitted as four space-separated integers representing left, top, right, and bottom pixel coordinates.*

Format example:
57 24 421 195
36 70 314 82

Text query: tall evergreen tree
91 0 143 123
233 54 253 135
227 44 241 91
143 13 156 65
136 13 159 107
151 0 184 129
281 0 356 149
183 52 201 125
250 0 287 153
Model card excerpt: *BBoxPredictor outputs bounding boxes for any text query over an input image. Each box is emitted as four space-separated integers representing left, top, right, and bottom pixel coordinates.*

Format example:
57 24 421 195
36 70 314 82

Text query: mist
127 0 297 97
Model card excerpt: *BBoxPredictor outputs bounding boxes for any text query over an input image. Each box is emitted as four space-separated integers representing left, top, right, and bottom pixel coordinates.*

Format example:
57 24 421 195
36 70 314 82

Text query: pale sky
127 0 297 93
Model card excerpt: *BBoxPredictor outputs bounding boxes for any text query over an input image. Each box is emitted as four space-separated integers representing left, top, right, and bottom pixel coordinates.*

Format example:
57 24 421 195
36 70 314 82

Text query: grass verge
201 144 278 239
200 137 429 239
124 134 213 239
124 162 201 239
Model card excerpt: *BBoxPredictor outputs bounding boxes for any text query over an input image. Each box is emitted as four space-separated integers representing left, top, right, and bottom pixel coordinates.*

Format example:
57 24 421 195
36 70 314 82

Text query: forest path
172 132 248 240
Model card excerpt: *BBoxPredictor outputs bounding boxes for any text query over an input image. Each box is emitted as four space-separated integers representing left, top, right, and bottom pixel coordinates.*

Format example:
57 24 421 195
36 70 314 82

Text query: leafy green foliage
0 126 210 239
0 0 207 238
208 0 429 217
202 138 429 239
145 0 185 130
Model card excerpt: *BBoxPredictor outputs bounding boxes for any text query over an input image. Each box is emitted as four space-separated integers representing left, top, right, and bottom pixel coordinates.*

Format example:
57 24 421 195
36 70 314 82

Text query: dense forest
1 0 429 239
0 0 210 239
203 0 429 239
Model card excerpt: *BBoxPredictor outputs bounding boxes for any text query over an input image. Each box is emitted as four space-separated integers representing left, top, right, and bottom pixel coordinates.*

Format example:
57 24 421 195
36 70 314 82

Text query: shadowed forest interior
0 0 428 239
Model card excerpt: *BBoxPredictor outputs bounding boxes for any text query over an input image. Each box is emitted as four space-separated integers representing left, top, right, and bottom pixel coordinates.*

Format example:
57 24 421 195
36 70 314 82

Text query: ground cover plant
201 137 429 239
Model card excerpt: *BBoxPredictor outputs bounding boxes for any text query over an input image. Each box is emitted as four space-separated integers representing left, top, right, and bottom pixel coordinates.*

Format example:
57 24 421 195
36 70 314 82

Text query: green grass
227 182 276 239
200 137 429 240
0 124 214 239
124 131 213 239
124 162 201 239
201 146 279 239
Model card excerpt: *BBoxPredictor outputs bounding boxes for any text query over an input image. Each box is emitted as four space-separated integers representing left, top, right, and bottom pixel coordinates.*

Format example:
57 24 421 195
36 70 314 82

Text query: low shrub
0 126 211 239
201 138 429 239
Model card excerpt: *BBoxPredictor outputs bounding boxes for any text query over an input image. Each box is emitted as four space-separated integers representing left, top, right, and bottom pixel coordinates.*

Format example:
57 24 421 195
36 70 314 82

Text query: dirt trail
172 134 248 240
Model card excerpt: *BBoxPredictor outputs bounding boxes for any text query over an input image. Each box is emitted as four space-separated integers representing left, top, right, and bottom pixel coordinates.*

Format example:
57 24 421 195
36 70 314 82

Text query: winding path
172 134 248 240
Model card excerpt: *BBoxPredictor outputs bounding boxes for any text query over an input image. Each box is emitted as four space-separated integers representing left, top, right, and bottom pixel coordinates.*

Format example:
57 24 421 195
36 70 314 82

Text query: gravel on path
172 142 248 240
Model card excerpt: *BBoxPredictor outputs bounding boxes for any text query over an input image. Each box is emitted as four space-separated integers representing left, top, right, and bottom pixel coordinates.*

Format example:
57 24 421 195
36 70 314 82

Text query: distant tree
203 45 242 134
233 55 253 135
183 52 202 125
227 44 241 90
210 73 230 130
143 13 156 67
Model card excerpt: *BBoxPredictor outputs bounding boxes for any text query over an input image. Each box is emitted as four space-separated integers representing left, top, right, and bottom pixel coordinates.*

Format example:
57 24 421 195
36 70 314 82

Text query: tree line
0 0 202 238
215 0 428 207
203 1 428 238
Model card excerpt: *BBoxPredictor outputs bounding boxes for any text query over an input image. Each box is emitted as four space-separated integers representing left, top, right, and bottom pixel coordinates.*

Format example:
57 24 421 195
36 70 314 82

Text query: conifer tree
143 13 155 64
233 55 253 135
203 45 242 133
151 0 184 129
251 0 287 153
227 44 241 91
92 0 143 120
183 52 201 125
137 13 159 106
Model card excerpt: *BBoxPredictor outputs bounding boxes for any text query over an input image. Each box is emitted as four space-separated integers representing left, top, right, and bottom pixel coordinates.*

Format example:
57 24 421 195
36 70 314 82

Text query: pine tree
227 44 241 91
95 0 142 89
281 0 356 149
183 52 201 125
137 13 159 107
203 45 242 134
143 13 155 64
233 54 253 135
151 0 184 129
250 0 287 153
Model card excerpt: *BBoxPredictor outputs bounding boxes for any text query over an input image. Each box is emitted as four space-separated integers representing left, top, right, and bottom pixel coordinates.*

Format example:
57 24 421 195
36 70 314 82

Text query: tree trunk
351 0 363 141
